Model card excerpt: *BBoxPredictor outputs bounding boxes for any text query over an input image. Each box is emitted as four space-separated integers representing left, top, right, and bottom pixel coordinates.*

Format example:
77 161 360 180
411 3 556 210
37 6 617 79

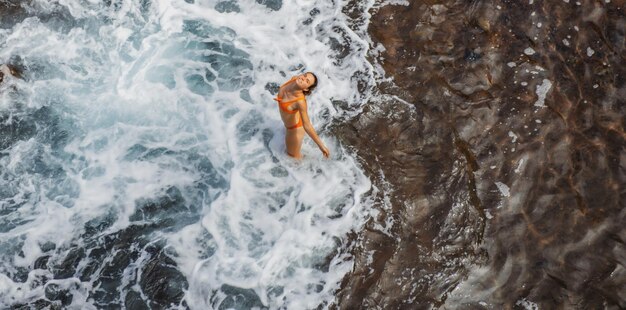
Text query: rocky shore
334 0 625 308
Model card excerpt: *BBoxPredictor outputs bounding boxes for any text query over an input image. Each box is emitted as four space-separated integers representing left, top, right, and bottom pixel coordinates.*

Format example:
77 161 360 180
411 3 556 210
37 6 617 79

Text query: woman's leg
285 127 305 159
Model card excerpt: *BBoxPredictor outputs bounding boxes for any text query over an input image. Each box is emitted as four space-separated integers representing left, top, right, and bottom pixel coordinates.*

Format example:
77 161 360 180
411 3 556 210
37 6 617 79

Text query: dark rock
0 1 29 29
130 187 191 224
216 284 267 310
44 283 73 306
83 211 118 237
215 1 240 13
10 299 61 310
255 0 282 11
125 290 150 310
139 245 188 308
265 82 280 95
39 241 56 252
52 247 85 279
80 247 108 282
33 255 50 270
334 0 626 308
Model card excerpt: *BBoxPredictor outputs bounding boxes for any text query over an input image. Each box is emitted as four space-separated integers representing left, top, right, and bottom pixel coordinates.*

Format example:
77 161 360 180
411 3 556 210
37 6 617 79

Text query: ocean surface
0 0 376 308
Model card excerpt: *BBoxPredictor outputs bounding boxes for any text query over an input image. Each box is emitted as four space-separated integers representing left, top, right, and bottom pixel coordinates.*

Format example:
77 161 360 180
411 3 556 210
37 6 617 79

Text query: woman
275 72 330 159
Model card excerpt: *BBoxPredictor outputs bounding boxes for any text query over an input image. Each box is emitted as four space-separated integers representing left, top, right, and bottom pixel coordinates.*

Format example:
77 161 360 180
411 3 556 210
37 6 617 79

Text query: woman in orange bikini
275 72 330 159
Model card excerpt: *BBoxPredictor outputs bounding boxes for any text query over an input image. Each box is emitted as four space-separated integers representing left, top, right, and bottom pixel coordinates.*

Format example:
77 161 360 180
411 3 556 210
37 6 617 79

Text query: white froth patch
524 47 536 55
495 182 510 197
562 38 570 46
534 79 552 107
507 62 516 67
113 27 133 42
508 131 518 143
516 298 539 310
385 0 410 5
515 156 527 174
587 47 595 56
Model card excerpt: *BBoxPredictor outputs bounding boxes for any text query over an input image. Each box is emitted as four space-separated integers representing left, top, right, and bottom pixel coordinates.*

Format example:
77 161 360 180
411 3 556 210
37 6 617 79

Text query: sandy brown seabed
332 0 625 309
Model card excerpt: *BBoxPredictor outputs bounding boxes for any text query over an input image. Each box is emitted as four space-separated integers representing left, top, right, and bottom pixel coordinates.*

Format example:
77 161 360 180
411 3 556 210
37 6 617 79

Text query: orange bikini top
274 77 305 114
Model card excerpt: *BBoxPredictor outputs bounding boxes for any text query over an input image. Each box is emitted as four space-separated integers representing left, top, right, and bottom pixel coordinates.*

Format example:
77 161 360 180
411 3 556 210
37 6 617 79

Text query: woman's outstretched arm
296 99 330 158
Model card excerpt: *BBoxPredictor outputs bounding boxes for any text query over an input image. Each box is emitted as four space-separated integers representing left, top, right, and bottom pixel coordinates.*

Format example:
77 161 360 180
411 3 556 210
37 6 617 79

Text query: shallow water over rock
335 0 625 308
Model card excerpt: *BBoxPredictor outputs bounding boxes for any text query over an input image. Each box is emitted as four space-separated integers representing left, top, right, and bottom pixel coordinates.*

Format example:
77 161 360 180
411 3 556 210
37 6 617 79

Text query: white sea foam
534 79 552 107
508 131 518 143
516 298 540 310
495 182 510 197
0 0 376 308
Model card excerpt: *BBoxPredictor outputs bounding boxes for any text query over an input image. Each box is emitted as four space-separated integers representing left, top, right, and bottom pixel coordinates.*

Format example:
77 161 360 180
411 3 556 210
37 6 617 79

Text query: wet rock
33 255 50 270
10 299 61 310
83 211 118 238
52 247 85 279
215 1 240 13
334 0 625 308
130 187 192 224
333 99 484 308
139 245 188 308
79 247 107 282
0 1 29 29
255 0 282 11
265 82 280 95
216 284 267 310
125 290 150 310
39 241 56 252
44 283 73 306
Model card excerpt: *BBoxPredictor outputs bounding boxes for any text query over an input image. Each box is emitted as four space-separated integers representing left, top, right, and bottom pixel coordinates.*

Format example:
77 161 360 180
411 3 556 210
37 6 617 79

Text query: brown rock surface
334 0 625 308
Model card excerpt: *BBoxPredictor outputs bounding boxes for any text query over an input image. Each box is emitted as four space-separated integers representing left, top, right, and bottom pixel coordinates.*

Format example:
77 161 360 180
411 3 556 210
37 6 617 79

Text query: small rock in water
45 283 73 306
215 1 240 13
256 0 282 11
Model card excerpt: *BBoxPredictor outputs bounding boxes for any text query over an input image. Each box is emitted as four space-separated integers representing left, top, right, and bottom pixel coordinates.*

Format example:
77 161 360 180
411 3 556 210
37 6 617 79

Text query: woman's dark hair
302 72 318 96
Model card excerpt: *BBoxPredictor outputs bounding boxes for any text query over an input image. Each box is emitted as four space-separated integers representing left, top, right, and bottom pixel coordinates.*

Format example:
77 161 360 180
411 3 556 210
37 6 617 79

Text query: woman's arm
296 99 330 158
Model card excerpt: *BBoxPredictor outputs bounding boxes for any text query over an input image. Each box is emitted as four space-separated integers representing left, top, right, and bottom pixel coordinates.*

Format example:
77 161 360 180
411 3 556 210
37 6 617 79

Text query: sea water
0 0 375 308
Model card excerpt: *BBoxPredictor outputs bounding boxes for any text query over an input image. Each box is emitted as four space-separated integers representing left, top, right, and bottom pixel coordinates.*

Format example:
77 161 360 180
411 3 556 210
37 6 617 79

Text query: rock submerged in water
44 283 73 306
0 63 22 84
139 245 189 308
255 0 282 11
